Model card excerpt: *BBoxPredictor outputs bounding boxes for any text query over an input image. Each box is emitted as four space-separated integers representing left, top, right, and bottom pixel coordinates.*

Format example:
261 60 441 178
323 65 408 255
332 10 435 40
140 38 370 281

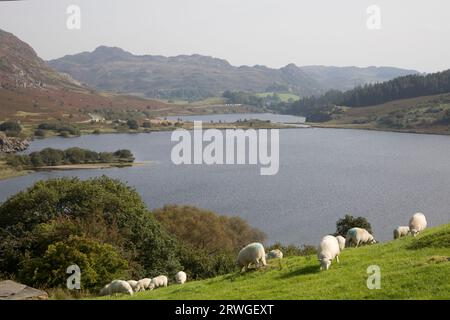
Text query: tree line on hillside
6 147 134 168
223 90 286 108
281 69 450 121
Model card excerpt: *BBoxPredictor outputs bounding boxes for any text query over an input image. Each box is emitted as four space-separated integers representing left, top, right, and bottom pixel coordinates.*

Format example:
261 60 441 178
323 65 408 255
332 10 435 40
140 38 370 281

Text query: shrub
142 121 151 128
266 243 317 257
34 129 46 138
335 214 373 236
19 235 129 290
154 205 266 254
0 176 181 287
154 205 266 279
0 121 21 133
127 119 139 130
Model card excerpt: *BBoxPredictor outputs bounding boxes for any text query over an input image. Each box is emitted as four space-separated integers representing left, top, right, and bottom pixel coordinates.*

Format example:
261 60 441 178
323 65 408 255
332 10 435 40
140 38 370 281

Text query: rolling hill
96 223 450 300
0 29 172 123
48 46 418 100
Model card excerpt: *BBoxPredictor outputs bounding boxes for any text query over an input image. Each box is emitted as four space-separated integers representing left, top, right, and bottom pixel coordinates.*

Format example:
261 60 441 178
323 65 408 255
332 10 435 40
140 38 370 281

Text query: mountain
0 30 169 122
48 47 418 100
0 29 82 90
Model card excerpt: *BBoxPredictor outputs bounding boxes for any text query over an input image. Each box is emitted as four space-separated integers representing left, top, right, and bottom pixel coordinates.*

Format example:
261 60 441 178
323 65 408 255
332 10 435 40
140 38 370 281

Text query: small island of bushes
6 147 135 169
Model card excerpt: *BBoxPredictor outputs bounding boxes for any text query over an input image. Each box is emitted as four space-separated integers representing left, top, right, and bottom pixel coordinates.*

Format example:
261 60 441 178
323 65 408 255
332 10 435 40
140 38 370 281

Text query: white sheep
393 226 410 239
335 235 346 251
409 212 427 237
136 278 152 291
266 249 283 260
318 235 340 271
237 242 266 272
149 275 168 290
345 227 376 247
175 271 187 284
99 280 133 296
126 280 139 292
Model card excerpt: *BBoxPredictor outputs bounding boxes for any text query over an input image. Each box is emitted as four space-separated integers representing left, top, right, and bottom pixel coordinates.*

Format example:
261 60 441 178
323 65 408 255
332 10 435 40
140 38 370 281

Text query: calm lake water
1 127 449 245
166 113 306 123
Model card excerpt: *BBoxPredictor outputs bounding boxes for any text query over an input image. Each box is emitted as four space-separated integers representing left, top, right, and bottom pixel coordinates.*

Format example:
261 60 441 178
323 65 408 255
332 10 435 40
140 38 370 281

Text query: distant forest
284 69 450 121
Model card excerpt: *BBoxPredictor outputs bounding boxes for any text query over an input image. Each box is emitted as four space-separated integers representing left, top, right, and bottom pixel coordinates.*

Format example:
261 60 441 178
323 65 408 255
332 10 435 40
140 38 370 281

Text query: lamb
335 235 346 251
318 235 340 271
393 226 410 239
149 275 168 290
137 278 152 291
237 242 267 272
345 227 376 247
266 249 283 260
99 280 133 296
175 271 187 284
409 212 427 237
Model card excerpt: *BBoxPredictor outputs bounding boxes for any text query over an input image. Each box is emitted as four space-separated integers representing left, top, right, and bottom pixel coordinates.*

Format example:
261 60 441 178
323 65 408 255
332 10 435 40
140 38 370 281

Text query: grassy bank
96 223 450 300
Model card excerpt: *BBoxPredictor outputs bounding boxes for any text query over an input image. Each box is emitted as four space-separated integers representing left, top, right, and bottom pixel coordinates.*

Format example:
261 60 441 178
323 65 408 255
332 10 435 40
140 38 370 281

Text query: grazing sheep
345 227 376 247
237 242 267 272
318 235 340 271
99 280 133 296
137 278 151 291
393 226 410 239
335 235 346 251
409 213 427 237
149 275 168 290
175 271 187 284
126 280 139 292
266 249 283 260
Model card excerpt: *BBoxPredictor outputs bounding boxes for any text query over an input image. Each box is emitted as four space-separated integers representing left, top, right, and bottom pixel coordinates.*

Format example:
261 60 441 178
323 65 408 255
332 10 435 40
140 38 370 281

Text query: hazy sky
0 0 449 72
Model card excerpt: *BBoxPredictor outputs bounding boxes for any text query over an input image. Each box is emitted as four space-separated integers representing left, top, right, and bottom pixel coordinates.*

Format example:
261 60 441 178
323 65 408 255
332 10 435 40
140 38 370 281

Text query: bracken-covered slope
0 29 171 122
98 223 450 300
48 46 418 100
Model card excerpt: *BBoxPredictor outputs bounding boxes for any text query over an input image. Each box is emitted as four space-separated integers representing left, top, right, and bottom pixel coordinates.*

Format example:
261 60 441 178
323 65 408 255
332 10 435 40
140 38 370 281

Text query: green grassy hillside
98 223 450 300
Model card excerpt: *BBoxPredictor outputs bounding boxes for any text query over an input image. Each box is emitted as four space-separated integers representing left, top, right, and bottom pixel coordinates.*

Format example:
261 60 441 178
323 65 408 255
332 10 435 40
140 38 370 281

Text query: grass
0 159 31 180
317 93 450 135
94 223 450 300
255 92 300 102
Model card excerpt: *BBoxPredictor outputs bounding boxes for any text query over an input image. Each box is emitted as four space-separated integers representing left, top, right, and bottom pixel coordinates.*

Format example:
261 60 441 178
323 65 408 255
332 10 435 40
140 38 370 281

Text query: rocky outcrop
0 132 30 153
0 280 48 300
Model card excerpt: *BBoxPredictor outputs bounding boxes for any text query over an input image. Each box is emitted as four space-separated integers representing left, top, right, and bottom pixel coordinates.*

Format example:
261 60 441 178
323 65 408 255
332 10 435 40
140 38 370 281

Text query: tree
0 176 181 286
154 205 266 254
0 121 21 133
0 121 22 136
19 235 129 290
335 214 373 236
127 119 139 130
142 121 151 128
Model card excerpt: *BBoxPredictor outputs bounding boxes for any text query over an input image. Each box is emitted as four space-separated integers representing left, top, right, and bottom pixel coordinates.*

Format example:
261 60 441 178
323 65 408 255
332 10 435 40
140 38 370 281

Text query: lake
1 127 449 245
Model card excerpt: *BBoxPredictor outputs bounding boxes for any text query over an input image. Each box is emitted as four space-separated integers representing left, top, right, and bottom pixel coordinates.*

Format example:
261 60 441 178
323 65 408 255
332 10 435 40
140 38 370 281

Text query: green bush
335 214 373 236
0 121 21 133
34 129 46 138
127 119 139 130
19 235 129 290
0 176 181 288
